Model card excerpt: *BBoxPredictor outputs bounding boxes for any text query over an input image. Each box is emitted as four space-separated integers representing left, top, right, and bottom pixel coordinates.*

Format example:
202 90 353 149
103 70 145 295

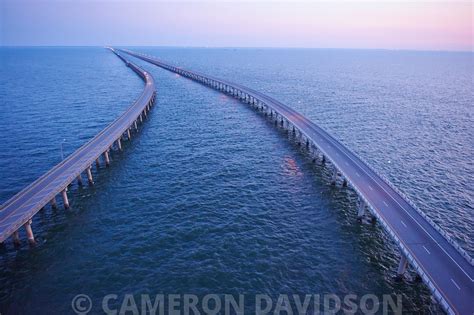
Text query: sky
0 0 472 51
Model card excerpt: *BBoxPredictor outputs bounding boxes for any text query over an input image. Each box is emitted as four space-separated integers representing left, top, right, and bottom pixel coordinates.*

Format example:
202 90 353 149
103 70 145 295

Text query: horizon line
1 45 473 53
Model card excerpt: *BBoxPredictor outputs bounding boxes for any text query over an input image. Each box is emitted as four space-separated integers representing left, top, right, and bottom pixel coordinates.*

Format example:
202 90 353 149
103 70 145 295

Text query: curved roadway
120 48 473 315
0 49 155 244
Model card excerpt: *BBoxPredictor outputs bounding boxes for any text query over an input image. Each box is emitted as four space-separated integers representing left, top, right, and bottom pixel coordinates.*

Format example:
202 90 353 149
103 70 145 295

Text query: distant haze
0 0 472 51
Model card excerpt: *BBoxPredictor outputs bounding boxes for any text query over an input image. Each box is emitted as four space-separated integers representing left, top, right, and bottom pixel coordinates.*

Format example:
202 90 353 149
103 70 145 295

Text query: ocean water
0 47 472 314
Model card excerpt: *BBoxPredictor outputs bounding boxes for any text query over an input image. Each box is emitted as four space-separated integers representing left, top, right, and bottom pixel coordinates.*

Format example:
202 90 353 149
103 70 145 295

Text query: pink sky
1 1 472 51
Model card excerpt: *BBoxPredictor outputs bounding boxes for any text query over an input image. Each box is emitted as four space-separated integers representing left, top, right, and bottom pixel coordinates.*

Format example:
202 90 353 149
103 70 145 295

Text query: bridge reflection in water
119 48 473 315
0 48 155 249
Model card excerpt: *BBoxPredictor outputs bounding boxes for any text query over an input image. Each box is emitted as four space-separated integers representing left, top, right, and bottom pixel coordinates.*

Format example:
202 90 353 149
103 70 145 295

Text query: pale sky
0 0 472 51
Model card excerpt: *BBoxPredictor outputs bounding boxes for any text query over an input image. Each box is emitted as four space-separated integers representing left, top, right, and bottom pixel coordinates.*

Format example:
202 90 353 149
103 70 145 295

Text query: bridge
0 49 156 245
118 48 473 315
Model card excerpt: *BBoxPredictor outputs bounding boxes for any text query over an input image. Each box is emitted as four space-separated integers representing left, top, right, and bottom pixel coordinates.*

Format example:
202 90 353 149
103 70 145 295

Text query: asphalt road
0 49 155 245
120 48 473 315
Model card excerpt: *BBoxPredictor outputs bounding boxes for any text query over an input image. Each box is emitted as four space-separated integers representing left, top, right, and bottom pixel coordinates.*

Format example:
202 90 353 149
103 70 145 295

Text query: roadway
0 49 155 244
119 48 473 315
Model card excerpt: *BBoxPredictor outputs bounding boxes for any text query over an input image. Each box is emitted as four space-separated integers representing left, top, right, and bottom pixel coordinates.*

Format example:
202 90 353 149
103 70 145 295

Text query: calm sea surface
0 47 472 314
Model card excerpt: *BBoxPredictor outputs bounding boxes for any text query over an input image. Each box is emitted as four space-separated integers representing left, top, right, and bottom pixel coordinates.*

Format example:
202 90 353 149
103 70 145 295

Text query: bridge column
61 189 70 209
297 130 302 145
86 167 94 185
24 219 35 245
95 158 100 169
12 231 21 246
357 198 366 218
134 121 138 131
117 138 122 151
143 109 147 118
331 168 337 185
50 196 58 209
77 174 83 186
397 254 408 276
104 150 111 166
139 113 143 122
127 129 131 140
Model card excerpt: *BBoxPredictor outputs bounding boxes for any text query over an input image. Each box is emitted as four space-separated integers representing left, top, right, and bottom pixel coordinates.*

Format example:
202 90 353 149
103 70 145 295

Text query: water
0 47 472 314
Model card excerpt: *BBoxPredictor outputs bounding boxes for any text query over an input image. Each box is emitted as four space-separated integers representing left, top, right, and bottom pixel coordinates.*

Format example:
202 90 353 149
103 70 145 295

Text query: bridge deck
120 48 473 315
0 49 155 244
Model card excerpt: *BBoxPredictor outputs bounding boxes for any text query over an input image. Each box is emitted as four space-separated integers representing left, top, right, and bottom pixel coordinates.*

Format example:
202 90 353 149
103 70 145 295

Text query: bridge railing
119 48 472 314
126 49 474 267
0 49 156 244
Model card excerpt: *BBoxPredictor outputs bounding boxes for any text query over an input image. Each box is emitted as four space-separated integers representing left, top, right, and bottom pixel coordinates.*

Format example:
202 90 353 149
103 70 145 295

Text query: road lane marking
356 172 360 177
133 51 474 285
451 279 461 290
423 246 431 254
369 185 374 191
383 201 389 207
132 53 469 314
301 119 474 283
400 220 407 228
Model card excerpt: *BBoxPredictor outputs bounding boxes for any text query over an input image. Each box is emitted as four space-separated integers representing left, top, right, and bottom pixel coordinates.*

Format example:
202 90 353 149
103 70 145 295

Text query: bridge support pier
357 198 366 218
134 121 138 131
397 254 408 277
12 231 20 246
104 151 110 166
127 129 131 140
61 189 69 209
77 175 83 186
50 197 58 209
24 219 35 245
117 138 122 151
342 178 348 187
86 167 94 185
95 158 100 169
331 169 337 185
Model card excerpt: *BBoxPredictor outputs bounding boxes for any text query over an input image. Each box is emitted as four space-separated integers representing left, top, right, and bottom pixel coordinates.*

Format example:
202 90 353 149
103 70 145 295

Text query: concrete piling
397 254 408 276
358 198 366 218
24 219 35 245
104 150 110 166
61 189 69 209
86 167 94 185
50 196 58 209
117 138 122 151
331 169 337 185
77 175 83 186
12 231 21 246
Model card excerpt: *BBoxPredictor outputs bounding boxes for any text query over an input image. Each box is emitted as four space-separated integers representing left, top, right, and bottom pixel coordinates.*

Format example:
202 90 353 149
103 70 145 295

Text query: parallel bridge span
120 48 473 315
0 49 156 246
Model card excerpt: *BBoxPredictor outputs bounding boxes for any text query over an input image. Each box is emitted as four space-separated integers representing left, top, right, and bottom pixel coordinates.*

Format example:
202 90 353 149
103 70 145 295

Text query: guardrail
118 48 472 315
0 49 156 244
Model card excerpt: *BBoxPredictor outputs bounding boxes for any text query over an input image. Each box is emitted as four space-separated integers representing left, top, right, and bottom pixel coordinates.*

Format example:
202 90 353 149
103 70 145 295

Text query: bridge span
0 49 156 246
119 48 473 315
